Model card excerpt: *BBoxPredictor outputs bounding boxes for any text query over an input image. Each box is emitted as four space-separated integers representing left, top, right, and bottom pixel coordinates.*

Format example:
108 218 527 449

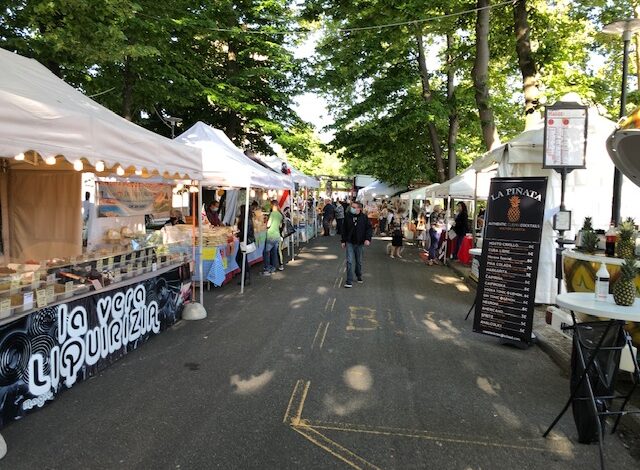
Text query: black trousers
236 249 250 280
336 218 344 235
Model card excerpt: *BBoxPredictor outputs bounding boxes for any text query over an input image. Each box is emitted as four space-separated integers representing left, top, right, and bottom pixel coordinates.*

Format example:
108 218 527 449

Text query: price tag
107 257 114 270
132 251 138 260
36 289 47 308
31 277 39 290
136 262 143 272
96 258 103 270
90 279 103 291
0 298 11 316
65 281 74 294
114 272 122 284
46 285 55 304
47 273 56 284
152 262 157 272
23 291 34 310
10 278 20 290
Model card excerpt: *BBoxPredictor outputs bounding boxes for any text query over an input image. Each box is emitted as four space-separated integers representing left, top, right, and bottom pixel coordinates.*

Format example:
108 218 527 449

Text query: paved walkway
1 237 638 469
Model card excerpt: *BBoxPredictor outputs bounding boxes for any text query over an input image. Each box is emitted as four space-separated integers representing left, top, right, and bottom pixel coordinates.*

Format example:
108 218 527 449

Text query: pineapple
580 230 600 254
617 217 637 259
507 196 521 223
582 217 593 231
613 257 639 306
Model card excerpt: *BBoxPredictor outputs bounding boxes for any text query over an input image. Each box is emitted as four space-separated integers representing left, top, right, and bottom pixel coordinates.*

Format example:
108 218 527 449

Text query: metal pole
473 170 479 247
241 185 250 294
198 182 204 305
445 195 451 265
291 183 296 261
612 33 631 225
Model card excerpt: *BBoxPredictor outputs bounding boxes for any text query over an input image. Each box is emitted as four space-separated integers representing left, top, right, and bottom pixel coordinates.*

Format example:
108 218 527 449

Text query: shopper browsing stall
262 200 283 275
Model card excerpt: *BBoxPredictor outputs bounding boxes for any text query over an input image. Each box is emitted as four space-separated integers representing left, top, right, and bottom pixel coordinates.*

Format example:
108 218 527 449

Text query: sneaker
390 255 395 259
278 266 284 271
261 271 272 276
344 283 353 288
357 278 363 284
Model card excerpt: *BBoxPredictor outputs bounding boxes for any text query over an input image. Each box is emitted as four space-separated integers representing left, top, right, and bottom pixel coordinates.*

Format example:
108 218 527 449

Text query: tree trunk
472 0 501 150
225 40 242 141
122 57 134 121
513 0 541 129
446 32 459 180
415 31 446 183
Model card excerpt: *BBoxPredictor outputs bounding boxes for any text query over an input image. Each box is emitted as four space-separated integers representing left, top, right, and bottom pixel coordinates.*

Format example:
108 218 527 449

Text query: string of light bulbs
191 0 517 36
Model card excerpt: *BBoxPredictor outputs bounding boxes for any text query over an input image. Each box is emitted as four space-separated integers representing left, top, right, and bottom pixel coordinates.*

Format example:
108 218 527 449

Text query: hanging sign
96 182 172 217
473 177 548 344
543 102 588 169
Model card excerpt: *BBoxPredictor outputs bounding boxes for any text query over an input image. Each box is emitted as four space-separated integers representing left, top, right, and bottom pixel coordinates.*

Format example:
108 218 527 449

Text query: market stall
0 48 203 427
467 98 640 304
356 180 406 203
177 122 291 291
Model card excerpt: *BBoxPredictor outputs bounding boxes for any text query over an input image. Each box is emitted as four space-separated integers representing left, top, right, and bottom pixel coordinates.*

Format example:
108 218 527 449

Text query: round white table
469 248 482 257
556 292 640 322
545 292 640 469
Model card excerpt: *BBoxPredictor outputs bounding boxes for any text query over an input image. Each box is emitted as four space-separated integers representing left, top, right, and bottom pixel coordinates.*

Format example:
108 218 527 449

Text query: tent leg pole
291 185 295 261
241 185 250 294
198 182 204 306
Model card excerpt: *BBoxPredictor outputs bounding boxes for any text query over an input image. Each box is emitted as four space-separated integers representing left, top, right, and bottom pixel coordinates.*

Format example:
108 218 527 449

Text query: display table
0 262 192 428
193 231 267 286
544 293 640 470
563 250 640 345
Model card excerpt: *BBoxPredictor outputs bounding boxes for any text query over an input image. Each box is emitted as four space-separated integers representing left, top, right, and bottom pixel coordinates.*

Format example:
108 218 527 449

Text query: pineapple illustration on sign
507 196 521 223
613 257 639 306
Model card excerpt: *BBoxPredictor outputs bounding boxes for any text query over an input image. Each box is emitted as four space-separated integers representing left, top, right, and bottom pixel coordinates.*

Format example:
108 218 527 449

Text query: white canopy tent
426 168 496 200
356 180 406 201
0 48 202 179
177 122 290 189
400 184 439 201
176 122 293 293
469 104 640 304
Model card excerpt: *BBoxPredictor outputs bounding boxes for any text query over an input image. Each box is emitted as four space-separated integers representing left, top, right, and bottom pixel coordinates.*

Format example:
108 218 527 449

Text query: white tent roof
400 184 439 200
356 180 406 201
0 48 201 179
258 154 320 188
426 169 496 200
177 122 290 189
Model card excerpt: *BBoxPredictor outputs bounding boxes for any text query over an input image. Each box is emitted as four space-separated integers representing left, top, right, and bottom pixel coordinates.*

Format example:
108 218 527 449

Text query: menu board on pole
473 177 548 344
543 103 588 169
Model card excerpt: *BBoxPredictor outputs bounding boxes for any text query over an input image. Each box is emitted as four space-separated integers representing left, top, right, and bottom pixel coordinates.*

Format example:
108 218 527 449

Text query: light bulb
250 190 256 198
189 186 199 193
95 161 105 172
175 183 184 191
73 160 83 171
134 169 143 176
14 153 25 161
116 166 125 176
262 193 268 200
45 156 57 165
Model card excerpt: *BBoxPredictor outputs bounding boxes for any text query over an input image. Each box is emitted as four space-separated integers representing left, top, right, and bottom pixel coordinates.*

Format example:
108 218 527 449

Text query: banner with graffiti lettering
0 264 192 428
97 181 173 217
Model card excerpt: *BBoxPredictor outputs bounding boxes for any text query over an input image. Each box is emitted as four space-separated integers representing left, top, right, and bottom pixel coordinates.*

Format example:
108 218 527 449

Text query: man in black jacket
341 201 373 288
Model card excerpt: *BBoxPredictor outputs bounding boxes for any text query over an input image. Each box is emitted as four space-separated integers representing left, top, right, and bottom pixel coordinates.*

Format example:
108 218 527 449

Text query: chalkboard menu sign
473 177 548 344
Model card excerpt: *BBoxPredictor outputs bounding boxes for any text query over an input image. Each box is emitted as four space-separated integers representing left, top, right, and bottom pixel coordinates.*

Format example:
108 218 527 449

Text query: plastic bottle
605 223 617 257
595 263 610 301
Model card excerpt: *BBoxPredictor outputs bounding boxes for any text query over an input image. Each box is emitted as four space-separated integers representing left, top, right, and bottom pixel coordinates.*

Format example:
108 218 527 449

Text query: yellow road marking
305 420 553 453
283 380 303 424
311 323 323 349
292 424 381 470
318 322 330 349
293 380 311 426
347 306 378 331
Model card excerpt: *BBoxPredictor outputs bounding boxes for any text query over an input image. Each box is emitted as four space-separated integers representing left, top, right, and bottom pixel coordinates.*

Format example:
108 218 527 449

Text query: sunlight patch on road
230 370 274 395
343 365 373 392
476 376 501 397
290 297 309 309
492 403 523 430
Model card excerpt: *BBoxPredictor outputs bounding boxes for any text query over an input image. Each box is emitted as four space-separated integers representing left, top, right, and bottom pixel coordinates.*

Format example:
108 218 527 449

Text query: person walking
452 201 469 260
341 201 373 288
262 200 283 275
428 205 444 265
390 223 403 258
322 198 335 236
335 201 345 235
236 204 255 285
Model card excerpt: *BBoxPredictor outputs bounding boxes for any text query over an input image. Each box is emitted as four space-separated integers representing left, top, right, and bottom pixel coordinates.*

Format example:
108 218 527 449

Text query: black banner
0 264 192 428
473 177 547 344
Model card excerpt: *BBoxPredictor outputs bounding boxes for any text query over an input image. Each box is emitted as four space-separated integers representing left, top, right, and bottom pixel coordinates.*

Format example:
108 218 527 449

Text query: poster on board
473 177 547 344
97 181 172 217
0 264 192 427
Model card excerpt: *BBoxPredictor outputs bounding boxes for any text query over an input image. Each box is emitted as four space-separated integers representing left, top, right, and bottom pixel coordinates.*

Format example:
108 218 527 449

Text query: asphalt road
1 236 638 469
